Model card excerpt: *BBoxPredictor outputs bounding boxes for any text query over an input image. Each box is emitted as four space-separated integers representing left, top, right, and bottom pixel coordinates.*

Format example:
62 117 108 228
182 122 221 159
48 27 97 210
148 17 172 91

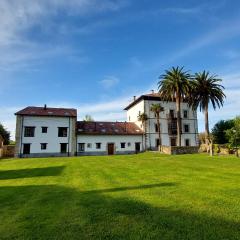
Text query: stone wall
161 146 199 155
0 145 15 158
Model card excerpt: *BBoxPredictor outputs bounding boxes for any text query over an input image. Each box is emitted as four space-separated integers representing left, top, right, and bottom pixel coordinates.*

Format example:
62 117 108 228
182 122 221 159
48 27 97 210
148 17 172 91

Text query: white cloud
99 76 120 89
0 0 127 71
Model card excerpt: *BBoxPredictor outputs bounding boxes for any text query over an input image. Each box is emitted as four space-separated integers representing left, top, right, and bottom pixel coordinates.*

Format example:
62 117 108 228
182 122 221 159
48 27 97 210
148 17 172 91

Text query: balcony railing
166 113 177 119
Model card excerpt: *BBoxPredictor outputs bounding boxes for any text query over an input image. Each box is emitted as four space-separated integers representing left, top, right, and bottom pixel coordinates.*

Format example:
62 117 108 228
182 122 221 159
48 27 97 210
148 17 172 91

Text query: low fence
0 145 15 158
160 146 199 155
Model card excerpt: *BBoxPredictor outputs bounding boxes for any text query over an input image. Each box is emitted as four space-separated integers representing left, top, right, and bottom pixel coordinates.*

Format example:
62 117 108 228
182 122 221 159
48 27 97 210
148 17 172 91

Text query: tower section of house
76 121 144 155
15 106 77 157
124 92 199 150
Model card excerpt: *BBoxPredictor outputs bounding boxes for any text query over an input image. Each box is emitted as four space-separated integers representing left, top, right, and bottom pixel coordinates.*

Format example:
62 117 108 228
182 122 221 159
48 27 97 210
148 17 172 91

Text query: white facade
126 97 198 149
77 135 143 155
15 94 199 157
16 115 76 157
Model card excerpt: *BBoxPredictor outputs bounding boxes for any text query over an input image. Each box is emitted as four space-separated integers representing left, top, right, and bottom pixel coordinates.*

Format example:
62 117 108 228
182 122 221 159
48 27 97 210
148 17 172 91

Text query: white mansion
15 92 199 157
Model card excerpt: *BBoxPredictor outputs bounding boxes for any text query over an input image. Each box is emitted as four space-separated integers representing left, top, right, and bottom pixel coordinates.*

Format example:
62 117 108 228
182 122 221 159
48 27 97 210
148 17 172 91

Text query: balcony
166 113 177 119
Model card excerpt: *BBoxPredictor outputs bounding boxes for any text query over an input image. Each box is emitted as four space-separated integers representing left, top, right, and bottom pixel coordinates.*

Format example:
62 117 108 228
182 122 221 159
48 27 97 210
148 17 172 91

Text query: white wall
19 116 75 154
127 99 198 148
127 100 144 129
77 135 143 154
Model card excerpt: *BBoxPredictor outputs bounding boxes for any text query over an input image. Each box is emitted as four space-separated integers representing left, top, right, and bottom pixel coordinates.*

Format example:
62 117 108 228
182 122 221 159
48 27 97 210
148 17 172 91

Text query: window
42 127 48 133
169 109 175 118
96 143 101 149
24 127 35 137
168 122 177 135
156 139 161 147
87 143 92 148
60 143 68 153
184 124 190 133
170 138 177 146
183 110 188 119
58 127 68 137
121 142 126 148
41 143 47 150
128 142 131 147
78 143 85 152
23 144 31 154
185 139 190 146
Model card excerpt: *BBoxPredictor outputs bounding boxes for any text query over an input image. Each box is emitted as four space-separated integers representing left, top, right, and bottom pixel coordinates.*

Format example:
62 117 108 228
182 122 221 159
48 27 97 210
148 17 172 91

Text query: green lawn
0 153 239 240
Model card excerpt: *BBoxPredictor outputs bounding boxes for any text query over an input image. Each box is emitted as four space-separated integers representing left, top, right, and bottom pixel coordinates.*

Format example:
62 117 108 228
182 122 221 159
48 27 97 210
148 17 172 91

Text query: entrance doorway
107 143 114 155
170 138 177 146
23 144 31 155
135 142 141 154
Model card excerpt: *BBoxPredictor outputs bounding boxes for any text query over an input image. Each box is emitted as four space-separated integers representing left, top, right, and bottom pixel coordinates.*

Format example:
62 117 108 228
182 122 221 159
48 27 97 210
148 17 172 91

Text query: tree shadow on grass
0 166 65 180
83 182 177 194
0 184 239 240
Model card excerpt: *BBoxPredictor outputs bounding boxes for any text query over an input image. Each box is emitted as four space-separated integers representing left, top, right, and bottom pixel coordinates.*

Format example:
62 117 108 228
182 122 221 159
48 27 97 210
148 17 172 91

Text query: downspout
20 116 24 158
68 117 70 157
148 96 151 150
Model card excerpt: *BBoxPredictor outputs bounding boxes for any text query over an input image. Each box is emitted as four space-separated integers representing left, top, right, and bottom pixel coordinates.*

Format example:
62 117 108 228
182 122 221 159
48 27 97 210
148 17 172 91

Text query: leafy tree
191 71 225 149
150 103 164 148
198 132 206 145
211 119 234 144
0 123 10 145
83 115 94 122
225 117 240 157
158 66 192 146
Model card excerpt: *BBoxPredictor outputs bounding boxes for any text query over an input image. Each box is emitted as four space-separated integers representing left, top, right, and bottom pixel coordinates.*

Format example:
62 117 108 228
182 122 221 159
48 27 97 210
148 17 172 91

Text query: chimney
133 96 136 101
151 90 154 94
44 104 47 110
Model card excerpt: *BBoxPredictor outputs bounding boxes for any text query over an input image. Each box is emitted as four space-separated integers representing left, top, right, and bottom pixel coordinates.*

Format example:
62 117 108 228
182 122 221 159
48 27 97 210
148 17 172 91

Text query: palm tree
138 112 148 150
158 66 192 146
150 103 164 150
191 71 226 149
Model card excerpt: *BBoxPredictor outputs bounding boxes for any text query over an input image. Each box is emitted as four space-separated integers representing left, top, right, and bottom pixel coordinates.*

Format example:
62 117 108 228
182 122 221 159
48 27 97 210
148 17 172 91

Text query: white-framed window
87 143 92 148
183 110 188 119
184 124 190 133
24 126 35 137
42 127 48 133
78 143 85 152
96 143 101 149
58 127 68 137
121 142 126 148
185 139 190 146
41 143 47 150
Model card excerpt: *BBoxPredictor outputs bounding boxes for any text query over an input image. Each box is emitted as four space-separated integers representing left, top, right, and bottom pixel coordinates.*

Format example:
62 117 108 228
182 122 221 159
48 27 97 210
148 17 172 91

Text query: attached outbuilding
77 121 144 155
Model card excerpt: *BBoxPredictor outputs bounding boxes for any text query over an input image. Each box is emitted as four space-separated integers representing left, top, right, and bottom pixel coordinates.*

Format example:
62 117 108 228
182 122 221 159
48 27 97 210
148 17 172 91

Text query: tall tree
138 112 148 150
158 66 192 146
191 71 225 148
226 116 240 157
0 123 10 145
212 119 234 144
150 103 164 149
83 115 94 122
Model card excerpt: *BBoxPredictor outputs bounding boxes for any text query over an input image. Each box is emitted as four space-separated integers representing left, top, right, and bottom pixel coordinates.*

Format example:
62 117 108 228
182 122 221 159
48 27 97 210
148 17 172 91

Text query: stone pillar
70 117 77 156
15 115 23 158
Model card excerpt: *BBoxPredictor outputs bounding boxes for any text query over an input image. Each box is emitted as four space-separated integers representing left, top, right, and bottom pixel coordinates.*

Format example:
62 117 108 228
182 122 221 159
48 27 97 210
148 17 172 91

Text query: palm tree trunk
143 121 147 150
157 115 161 151
204 105 212 155
176 96 181 146
204 105 210 140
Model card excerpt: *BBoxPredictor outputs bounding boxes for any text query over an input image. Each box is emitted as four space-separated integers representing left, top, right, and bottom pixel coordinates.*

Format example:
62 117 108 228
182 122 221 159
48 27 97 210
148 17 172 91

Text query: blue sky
0 0 240 139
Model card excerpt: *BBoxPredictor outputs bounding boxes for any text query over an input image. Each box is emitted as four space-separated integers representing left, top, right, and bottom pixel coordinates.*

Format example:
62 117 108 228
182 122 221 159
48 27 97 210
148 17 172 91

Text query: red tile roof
77 121 143 135
15 106 77 117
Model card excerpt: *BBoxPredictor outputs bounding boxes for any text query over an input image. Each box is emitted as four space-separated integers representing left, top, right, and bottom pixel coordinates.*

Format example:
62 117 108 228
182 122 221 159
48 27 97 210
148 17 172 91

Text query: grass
0 152 239 240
